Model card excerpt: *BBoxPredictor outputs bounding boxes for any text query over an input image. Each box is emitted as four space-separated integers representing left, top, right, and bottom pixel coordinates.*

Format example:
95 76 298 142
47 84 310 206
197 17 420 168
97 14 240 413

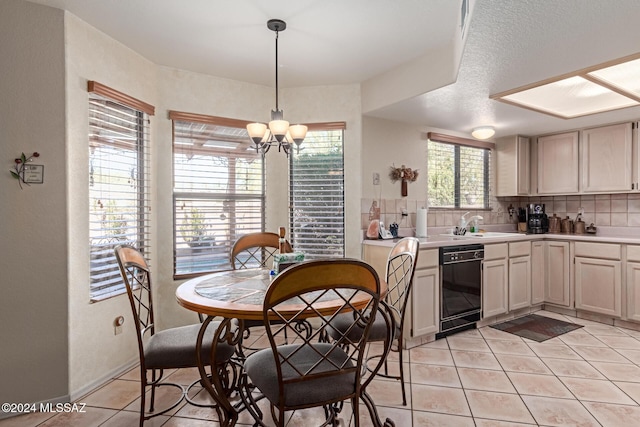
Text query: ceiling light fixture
246 19 307 156
471 126 495 140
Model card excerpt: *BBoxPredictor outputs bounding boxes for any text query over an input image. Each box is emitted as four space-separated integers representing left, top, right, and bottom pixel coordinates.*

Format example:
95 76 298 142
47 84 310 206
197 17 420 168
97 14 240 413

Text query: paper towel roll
416 207 428 238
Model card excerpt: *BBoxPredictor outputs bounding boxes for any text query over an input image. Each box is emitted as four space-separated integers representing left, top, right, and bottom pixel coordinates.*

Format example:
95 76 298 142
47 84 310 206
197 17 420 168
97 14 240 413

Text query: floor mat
489 313 583 342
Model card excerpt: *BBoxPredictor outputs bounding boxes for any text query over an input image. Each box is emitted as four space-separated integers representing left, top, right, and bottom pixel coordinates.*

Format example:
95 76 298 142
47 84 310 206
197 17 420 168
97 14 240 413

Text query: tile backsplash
361 193 640 234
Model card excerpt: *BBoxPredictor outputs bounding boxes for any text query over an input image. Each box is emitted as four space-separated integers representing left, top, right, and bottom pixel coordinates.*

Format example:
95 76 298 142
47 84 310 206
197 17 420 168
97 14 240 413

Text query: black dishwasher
437 244 483 339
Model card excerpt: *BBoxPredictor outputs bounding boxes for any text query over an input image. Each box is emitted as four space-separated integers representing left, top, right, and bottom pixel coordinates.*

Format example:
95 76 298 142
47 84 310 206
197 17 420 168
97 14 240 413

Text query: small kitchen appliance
526 203 548 234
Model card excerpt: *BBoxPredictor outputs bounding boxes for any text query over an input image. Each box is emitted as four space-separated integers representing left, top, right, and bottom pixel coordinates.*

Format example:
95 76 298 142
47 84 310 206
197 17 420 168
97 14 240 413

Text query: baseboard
70 357 138 402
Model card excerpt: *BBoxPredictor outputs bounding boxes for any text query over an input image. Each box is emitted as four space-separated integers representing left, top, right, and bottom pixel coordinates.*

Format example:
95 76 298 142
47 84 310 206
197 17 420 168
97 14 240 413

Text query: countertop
362 226 640 249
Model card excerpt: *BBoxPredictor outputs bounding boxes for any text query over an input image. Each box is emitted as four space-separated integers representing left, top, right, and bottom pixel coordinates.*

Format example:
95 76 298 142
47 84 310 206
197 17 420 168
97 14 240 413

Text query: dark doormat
489 314 583 342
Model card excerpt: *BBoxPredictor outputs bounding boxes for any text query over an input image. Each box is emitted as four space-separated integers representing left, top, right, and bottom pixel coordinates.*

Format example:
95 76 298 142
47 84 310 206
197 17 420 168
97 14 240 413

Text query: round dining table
175 267 392 427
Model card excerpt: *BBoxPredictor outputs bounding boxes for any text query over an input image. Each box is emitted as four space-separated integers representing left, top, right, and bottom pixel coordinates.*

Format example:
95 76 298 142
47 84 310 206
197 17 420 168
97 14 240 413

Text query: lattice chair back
230 232 292 270
384 237 420 333
114 245 155 359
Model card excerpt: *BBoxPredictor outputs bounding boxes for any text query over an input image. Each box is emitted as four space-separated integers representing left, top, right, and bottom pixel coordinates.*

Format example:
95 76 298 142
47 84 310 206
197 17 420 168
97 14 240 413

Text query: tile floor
4 310 640 426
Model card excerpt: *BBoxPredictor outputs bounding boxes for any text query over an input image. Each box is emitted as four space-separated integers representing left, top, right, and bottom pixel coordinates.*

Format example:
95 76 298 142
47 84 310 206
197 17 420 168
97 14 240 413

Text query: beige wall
0 0 68 405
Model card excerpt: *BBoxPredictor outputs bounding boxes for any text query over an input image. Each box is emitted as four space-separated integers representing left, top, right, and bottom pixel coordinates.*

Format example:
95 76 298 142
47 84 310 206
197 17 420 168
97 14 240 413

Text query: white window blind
88 85 152 302
289 127 345 258
427 136 491 209
172 113 264 278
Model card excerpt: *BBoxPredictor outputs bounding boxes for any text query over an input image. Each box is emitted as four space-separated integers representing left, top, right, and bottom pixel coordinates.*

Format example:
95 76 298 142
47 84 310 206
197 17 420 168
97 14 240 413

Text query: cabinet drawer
484 243 508 260
509 241 531 257
416 248 438 269
574 242 621 260
628 245 640 262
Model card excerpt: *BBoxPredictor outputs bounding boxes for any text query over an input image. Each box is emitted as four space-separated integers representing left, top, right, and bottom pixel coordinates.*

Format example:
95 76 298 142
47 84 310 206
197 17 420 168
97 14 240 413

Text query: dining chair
114 244 235 426
242 259 395 427
326 237 419 406
230 229 293 352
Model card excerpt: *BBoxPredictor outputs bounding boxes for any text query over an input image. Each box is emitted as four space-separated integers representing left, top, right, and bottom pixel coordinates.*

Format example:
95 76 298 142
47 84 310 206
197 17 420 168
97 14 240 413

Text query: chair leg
351 396 360 426
139 370 147 427
149 369 157 412
397 338 406 406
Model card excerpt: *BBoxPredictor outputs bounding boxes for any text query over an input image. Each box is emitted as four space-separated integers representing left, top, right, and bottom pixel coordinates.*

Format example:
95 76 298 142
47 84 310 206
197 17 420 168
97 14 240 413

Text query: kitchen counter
363 226 640 249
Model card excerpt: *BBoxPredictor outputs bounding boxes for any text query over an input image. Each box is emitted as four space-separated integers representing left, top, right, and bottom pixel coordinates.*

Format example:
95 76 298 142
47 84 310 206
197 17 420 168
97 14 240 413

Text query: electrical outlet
401 208 408 217
373 172 380 185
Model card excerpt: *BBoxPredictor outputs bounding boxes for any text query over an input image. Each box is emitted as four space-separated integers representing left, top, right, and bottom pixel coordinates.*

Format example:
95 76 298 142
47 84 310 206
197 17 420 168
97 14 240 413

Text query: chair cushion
328 312 399 343
244 343 355 408
144 323 235 369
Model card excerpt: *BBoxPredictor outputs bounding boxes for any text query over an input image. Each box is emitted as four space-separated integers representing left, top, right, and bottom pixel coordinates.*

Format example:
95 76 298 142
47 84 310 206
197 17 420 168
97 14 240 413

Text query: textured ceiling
26 0 640 138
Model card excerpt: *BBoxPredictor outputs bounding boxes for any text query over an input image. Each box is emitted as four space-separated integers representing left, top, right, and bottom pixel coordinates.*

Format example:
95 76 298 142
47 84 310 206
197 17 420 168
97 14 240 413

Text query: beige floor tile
412 410 475 426
162 416 223 426
0 411 56 427
409 347 454 366
451 350 502 370
494 354 553 375
485 339 536 356
453 328 484 339
582 401 640 427
173 388 220 421
479 326 524 341
38 407 118 427
571 345 630 363
596 335 640 350
355 404 412 427
446 336 491 352
123 382 190 415
582 324 631 337
527 342 581 359
558 331 607 347
82 379 141 410
616 348 640 364
474 419 538 427
465 390 535 424
410 364 461 388
361 378 410 409
614 381 640 405
457 368 516 393
99 410 169 426
522 395 600 426
590 361 640 382
560 377 636 405
542 358 606 379
418 338 450 349
411 384 471 416
507 372 573 398
164 367 203 386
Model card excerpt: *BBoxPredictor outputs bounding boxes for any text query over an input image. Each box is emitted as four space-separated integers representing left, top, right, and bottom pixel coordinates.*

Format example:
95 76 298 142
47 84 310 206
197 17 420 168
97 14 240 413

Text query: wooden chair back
384 237 420 331
230 231 292 270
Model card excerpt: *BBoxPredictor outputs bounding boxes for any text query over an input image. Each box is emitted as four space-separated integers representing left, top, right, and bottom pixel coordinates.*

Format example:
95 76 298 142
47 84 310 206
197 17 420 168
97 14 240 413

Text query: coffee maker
526 203 549 234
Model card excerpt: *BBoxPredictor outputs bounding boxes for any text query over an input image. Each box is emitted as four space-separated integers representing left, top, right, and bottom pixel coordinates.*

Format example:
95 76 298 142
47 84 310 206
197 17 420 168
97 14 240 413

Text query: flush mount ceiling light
471 126 495 140
491 53 640 119
246 19 307 156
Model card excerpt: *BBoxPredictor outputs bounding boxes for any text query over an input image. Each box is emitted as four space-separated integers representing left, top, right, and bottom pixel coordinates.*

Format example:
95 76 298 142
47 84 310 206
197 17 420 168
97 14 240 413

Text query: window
88 82 153 301
427 133 492 209
171 112 263 278
289 124 345 259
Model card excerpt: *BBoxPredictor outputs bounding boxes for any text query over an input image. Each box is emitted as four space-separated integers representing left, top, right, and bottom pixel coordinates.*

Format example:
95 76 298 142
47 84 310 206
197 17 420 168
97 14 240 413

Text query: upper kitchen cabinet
581 123 632 193
495 135 530 196
537 131 579 194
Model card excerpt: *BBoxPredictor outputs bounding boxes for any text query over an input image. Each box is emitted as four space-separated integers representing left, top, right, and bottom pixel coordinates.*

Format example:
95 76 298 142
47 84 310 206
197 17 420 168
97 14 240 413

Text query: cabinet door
575 257 622 317
509 256 531 311
581 123 632 193
627 261 640 322
537 132 579 194
545 241 571 307
531 241 545 305
496 136 530 196
482 258 508 318
411 267 439 336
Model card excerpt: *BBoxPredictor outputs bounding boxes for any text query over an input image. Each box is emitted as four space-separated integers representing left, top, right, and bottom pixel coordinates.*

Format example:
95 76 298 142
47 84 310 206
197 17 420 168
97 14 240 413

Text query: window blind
172 114 264 278
88 91 151 301
289 128 345 258
427 138 491 209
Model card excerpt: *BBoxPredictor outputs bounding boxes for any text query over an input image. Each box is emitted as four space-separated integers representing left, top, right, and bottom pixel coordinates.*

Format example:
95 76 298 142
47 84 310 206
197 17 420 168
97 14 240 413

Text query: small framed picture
23 164 44 184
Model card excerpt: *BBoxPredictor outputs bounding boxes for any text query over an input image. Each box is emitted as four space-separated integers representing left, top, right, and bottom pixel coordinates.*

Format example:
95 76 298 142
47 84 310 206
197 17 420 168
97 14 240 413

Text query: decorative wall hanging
389 164 418 197
10 152 42 189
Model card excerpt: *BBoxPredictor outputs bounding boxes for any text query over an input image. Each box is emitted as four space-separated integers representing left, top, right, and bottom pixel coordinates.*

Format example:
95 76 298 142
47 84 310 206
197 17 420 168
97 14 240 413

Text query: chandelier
246 19 307 156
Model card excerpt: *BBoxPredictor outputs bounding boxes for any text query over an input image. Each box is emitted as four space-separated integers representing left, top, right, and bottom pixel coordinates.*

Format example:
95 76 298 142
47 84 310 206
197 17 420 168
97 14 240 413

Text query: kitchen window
427 133 492 210
171 112 264 278
289 123 345 259
88 82 154 301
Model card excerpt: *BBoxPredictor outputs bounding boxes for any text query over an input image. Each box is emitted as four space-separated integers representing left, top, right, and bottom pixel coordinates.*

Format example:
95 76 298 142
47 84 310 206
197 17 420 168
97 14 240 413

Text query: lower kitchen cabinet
627 262 640 322
531 241 545 305
545 241 571 307
575 257 621 317
574 242 622 318
509 241 531 311
482 243 508 318
412 265 439 336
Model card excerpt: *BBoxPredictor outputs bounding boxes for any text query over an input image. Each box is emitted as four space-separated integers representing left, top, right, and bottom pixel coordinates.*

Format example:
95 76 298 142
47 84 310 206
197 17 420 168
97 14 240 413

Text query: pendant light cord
274 28 279 111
